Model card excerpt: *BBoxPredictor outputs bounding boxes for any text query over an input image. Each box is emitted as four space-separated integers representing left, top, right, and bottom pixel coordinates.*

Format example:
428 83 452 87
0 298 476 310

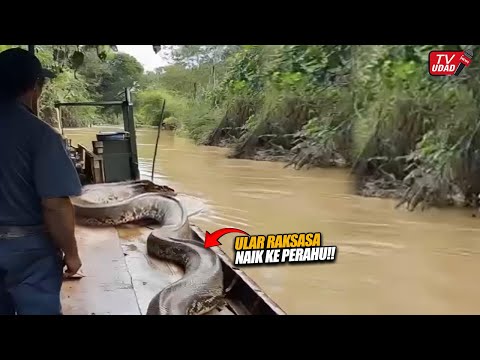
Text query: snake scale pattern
71 180 224 315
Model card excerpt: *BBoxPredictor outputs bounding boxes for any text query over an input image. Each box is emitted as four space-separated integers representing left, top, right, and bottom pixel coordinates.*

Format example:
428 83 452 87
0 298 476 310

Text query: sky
116 45 172 72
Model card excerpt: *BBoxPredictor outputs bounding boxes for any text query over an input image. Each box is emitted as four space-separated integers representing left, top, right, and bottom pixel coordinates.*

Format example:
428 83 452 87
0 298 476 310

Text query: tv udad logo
429 49 473 76
232 232 337 266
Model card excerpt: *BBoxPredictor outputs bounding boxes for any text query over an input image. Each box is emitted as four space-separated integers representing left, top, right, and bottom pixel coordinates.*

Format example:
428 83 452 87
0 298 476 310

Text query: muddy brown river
65 127 480 315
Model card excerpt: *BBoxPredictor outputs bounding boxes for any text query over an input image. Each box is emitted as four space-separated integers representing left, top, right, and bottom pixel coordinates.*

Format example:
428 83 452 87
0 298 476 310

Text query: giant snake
71 180 224 315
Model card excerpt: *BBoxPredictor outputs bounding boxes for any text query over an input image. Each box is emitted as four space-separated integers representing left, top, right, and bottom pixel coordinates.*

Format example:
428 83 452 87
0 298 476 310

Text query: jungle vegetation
2 44 479 211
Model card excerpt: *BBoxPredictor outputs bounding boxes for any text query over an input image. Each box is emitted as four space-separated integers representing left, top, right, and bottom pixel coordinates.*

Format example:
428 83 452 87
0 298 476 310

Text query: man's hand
63 253 82 278
41 197 82 277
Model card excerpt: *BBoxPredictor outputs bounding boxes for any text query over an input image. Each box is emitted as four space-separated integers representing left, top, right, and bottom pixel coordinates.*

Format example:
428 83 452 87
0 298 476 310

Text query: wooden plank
115 224 235 315
61 225 141 315
115 225 183 314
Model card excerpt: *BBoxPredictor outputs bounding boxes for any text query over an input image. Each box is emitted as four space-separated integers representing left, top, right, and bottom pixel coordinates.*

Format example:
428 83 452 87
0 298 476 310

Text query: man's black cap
0 47 55 99
0 47 55 80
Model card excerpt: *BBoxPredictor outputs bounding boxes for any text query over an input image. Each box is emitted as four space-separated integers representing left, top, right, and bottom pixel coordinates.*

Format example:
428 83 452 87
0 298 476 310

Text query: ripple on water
338 245 387 257
433 248 480 257
233 187 293 200
176 194 209 218
212 205 249 213
208 215 252 228
341 240 405 250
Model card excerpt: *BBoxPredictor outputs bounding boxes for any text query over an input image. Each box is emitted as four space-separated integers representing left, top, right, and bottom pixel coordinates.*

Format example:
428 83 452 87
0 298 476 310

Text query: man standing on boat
0 48 83 315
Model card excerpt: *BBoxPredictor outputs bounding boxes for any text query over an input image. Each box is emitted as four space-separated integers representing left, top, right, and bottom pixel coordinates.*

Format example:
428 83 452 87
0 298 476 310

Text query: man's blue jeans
0 233 63 315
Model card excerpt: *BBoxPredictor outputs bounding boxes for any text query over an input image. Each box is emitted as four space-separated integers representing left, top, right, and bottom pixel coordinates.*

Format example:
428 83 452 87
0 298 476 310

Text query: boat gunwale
190 224 287 315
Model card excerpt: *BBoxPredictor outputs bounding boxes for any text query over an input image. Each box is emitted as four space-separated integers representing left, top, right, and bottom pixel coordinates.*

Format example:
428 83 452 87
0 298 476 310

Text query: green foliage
150 43 480 199
345 44 480 205
135 88 188 127
180 102 225 143
165 45 241 68
0 45 146 127
98 52 144 99
39 69 97 127
77 49 113 96
142 63 213 99
5 44 480 199
163 116 180 129
0 45 16 52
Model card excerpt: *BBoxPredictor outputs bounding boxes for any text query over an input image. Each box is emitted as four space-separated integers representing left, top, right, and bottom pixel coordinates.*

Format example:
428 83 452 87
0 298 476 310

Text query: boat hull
190 225 286 315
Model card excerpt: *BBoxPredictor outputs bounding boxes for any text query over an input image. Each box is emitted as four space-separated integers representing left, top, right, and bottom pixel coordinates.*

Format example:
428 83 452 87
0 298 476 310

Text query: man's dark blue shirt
0 102 82 226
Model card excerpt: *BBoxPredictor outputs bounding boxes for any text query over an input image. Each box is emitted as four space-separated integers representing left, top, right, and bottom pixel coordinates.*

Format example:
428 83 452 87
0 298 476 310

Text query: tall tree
165 45 241 68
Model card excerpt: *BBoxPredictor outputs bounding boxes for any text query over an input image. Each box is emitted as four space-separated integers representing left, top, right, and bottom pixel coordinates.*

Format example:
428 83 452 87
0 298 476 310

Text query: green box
101 139 134 182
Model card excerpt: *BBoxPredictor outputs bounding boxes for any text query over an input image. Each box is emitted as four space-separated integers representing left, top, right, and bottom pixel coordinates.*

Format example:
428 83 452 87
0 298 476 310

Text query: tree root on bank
394 169 455 211
355 156 480 216
203 126 245 147
358 177 405 199
229 127 296 160
249 135 290 161
354 155 417 199
284 140 348 170
229 121 270 159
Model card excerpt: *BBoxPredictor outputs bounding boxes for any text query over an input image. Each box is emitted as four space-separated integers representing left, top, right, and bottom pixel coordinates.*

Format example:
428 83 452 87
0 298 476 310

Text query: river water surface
65 127 480 314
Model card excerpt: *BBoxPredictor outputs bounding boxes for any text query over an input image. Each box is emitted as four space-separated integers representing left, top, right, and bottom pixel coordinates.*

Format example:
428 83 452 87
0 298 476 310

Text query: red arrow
204 227 250 248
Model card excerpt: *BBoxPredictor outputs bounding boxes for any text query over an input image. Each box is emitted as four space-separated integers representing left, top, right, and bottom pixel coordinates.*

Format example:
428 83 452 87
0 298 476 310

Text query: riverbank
200 133 476 214
163 126 406 201
72 122 477 214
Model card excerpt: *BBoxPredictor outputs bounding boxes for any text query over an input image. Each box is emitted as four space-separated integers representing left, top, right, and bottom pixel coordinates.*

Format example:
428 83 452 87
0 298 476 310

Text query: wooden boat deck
61 224 236 315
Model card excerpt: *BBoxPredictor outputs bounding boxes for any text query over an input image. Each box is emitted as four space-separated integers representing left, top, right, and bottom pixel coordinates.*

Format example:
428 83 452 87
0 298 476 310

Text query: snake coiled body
72 181 224 315
146 236 224 315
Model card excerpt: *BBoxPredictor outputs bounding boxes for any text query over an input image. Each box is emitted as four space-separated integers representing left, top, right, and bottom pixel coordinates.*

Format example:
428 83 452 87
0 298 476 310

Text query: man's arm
33 128 83 276
41 197 78 257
